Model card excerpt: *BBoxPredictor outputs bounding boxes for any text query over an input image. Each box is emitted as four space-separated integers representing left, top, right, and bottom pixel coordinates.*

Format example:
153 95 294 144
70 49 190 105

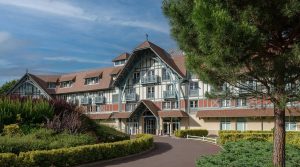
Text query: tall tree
0 80 18 95
163 0 300 166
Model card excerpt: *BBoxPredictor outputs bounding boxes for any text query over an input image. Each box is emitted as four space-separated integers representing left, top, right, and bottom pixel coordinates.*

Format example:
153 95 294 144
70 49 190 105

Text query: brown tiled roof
111 112 131 119
87 113 112 120
110 66 123 75
158 110 189 118
129 100 160 118
29 74 57 95
59 75 76 82
84 71 103 78
196 108 300 118
54 66 120 94
36 75 59 83
135 41 185 77
112 53 130 62
171 55 186 77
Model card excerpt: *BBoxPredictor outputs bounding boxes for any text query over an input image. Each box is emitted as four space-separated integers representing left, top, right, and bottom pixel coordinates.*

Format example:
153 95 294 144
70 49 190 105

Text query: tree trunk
273 105 286 167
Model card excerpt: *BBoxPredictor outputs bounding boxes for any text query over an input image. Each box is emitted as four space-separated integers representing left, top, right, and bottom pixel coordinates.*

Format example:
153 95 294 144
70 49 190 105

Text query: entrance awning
129 100 159 118
111 112 131 119
196 108 300 118
87 113 112 120
158 110 189 118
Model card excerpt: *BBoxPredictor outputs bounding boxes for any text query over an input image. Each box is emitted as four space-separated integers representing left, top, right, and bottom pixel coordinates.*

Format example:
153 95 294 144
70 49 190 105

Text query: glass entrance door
144 117 156 134
163 122 171 135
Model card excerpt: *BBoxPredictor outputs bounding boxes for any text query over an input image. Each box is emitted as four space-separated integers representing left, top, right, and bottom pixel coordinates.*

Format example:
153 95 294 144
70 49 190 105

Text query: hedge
218 131 300 147
0 134 153 167
175 129 208 138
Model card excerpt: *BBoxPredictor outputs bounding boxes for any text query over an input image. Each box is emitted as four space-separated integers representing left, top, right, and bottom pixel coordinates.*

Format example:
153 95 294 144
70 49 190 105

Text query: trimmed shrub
197 141 300 167
0 153 18 167
3 124 22 136
0 128 97 154
175 129 208 138
0 134 153 167
94 124 130 142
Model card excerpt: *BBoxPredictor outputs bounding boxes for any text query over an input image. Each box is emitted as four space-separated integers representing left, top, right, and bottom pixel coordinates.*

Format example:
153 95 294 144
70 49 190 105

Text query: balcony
81 97 91 105
141 75 159 84
189 89 199 96
125 93 136 101
95 96 105 104
146 92 155 99
163 90 176 99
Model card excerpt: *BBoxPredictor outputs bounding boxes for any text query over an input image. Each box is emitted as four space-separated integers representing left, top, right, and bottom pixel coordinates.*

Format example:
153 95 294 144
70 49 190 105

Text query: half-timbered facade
7 41 300 135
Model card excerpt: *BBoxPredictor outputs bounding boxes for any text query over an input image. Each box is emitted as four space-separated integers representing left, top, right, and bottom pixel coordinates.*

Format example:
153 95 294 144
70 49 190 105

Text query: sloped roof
158 110 189 118
196 108 300 118
111 112 131 119
112 53 130 62
87 113 112 120
129 100 160 118
28 74 58 95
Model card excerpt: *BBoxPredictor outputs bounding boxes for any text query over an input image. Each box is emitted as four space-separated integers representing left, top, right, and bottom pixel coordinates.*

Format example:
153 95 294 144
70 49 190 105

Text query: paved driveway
81 136 221 167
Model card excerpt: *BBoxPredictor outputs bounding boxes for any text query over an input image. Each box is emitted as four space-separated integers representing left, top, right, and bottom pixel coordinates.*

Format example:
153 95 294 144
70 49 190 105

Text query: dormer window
114 60 126 66
112 53 130 67
48 82 57 89
60 81 73 88
85 77 99 85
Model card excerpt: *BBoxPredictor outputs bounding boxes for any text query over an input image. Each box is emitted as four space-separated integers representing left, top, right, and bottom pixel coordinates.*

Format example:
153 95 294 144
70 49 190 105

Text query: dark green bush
0 128 96 154
175 129 208 138
197 141 300 167
0 134 153 167
94 124 130 142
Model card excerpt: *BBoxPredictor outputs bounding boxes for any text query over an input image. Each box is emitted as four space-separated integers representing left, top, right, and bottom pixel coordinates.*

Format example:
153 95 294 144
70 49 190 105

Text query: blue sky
0 0 177 86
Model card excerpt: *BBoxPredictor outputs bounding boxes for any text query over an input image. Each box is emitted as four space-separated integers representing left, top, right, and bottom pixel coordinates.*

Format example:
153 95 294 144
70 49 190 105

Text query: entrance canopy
129 100 159 118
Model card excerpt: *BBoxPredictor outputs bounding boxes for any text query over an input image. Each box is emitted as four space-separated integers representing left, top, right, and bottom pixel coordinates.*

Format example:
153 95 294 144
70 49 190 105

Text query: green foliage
218 131 300 147
0 80 18 95
3 124 22 137
197 141 300 167
0 134 153 167
0 97 54 128
174 129 208 138
0 128 96 154
94 123 130 142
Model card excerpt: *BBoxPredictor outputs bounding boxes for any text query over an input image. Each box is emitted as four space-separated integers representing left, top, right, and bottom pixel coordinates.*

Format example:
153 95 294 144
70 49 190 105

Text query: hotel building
7 41 300 135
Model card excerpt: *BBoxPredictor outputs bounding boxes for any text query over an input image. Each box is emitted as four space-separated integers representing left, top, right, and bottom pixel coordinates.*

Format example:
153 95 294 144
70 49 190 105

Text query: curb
76 145 156 167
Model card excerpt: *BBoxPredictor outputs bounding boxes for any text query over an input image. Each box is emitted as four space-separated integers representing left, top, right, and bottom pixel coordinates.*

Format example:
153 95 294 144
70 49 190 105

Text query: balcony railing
146 92 155 99
163 90 176 99
81 97 91 105
125 93 136 101
141 75 159 84
189 89 199 96
95 96 105 104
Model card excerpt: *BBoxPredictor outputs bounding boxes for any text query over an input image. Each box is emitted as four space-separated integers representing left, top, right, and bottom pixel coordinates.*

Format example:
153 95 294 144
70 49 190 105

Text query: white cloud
0 31 27 54
0 31 11 43
0 0 168 33
43 56 112 65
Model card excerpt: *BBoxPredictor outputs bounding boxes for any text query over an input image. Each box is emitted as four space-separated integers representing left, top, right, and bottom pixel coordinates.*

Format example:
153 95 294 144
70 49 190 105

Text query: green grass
197 141 300 167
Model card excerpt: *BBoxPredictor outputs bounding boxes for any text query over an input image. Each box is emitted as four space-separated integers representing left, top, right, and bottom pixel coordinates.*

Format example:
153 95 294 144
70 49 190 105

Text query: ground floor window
220 118 231 130
162 118 180 135
286 117 297 131
236 118 246 131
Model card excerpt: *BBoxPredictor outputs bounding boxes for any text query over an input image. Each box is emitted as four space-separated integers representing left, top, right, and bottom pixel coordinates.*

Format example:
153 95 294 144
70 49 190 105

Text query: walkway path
82 136 221 167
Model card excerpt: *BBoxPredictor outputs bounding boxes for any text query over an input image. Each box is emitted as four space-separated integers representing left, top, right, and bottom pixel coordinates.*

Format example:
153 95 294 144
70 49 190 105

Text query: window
236 118 246 131
220 99 231 107
220 118 231 130
133 72 140 84
162 101 178 110
162 68 170 80
112 94 119 103
114 60 126 66
60 81 72 88
286 117 297 131
147 70 155 76
48 82 56 89
126 103 136 111
236 98 247 107
147 86 155 99
85 77 99 85
166 84 173 91
96 105 101 112
190 100 198 108
189 82 199 96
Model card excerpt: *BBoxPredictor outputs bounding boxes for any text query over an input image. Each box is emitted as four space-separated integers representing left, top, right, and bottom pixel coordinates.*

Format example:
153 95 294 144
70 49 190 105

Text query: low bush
3 124 22 136
197 141 300 167
0 134 153 167
94 124 130 142
0 128 96 154
218 131 300 146
175 129 208 138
